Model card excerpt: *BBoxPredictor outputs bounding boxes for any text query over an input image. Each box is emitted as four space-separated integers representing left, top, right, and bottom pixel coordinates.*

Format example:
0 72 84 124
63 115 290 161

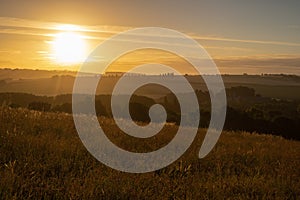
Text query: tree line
0 86 299 140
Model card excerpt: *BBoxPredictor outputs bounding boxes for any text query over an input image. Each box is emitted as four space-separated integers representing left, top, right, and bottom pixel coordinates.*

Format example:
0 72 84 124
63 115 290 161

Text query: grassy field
1 72 300 100
0 107 299 199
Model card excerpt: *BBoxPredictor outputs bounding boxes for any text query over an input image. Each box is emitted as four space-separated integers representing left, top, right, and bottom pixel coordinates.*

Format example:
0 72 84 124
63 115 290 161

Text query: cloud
1 17 300 74
1 17 300 48
217 55 300 67
214 55 300 74
189 34 300 47
204 46 253 53
0 17 130 37
0 50 21 54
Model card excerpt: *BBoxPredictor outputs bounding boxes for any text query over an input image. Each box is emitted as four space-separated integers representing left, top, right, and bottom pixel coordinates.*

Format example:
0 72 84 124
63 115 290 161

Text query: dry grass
0 107 299 199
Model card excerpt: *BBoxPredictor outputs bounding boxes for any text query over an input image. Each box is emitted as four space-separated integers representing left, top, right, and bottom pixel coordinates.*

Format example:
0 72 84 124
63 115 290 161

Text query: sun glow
56 24 84 32
51 31 87 64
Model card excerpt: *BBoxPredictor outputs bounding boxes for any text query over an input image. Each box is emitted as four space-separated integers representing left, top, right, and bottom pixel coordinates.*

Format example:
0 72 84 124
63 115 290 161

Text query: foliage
1 86 300 140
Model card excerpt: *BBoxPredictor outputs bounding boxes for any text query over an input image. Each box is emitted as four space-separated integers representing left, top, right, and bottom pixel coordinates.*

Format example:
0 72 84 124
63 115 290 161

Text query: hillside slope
0 107 299 199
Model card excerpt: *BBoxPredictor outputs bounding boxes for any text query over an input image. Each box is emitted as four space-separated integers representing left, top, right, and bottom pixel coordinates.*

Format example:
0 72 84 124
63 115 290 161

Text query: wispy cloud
0 50 21 54
189 34 300 47
1 17 300 48
1 17 300 74
0 17 130 37
204 46 253 53
216 54 300 71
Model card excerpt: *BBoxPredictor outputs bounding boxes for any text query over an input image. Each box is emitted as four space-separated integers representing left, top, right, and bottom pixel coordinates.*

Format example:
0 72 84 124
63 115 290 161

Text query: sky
0 0 300 74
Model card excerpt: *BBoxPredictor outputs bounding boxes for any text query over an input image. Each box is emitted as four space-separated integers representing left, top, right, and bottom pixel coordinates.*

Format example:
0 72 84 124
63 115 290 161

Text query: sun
51 31 87 64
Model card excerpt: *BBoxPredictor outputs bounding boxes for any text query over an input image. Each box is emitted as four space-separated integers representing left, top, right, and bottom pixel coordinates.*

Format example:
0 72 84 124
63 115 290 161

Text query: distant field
0 107 299 199
1 69 300 99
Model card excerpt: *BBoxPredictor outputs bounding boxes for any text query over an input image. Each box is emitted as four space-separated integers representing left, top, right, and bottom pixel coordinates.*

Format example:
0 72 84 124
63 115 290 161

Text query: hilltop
0 107 299 199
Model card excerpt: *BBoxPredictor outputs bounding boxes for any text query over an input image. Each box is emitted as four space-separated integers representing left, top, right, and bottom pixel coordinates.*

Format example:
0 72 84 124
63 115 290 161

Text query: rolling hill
0 107 299 199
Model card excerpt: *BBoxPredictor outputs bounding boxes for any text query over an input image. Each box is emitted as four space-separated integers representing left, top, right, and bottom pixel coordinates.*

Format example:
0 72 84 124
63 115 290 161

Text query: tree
28 102 51 112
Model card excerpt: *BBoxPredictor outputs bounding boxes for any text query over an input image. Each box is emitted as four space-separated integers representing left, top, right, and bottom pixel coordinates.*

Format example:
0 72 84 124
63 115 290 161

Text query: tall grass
0 107 299 199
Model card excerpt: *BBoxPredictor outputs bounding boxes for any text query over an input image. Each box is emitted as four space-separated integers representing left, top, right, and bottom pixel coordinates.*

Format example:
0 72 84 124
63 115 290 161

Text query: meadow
1 69 300 100
0 106 299 199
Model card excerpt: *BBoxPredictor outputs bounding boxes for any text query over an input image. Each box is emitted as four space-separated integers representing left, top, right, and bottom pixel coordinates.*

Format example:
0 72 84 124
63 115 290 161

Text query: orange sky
0 1 300 74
